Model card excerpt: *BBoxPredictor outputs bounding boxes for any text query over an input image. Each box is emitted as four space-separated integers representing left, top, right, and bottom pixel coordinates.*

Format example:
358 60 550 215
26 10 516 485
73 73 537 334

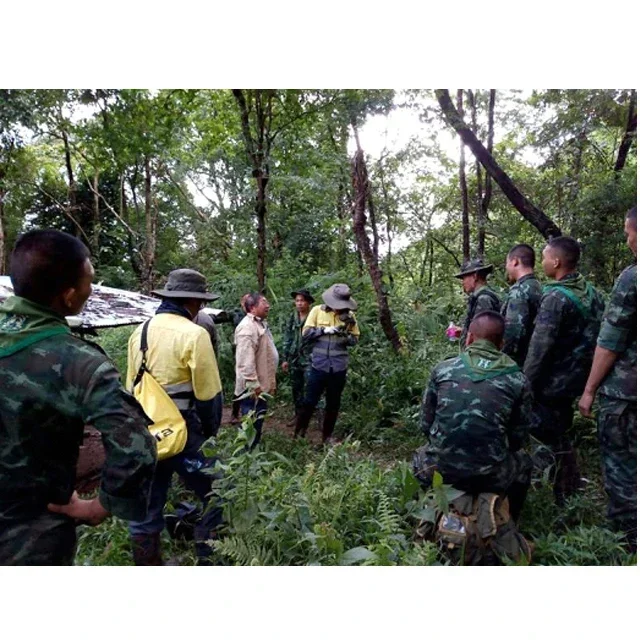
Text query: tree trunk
481 90 496 222
467 90 485 259
457 90 471 261
61 126 79 239
0 186 6 275
614 90 637 175
92 169 100 257
141 156 156 293
436 89 562 239
351 146 401 353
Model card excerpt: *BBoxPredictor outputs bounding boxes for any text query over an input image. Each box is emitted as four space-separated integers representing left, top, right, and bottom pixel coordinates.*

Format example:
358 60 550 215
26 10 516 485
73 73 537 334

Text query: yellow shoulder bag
131 319 188 460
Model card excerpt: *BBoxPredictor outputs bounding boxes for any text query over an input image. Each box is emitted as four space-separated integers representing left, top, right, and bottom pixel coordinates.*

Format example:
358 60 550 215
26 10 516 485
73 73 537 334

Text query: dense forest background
0 89 636 566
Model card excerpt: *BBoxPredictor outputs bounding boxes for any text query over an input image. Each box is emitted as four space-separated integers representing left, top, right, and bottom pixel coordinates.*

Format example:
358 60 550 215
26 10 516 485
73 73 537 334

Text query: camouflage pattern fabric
597 264 636 402
597 396 637 545
459 286 502 347
415 339 532 494
283 311 312 409
0 296 157 566
524 273 605 399
501 274 542 367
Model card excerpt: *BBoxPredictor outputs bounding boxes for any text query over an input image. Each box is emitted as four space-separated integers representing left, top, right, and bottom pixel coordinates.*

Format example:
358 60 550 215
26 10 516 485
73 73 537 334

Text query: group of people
0 204 635 566
416 207 636 551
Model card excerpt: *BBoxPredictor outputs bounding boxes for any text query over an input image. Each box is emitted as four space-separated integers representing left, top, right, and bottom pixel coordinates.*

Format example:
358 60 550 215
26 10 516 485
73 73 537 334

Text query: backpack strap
132 319 152 390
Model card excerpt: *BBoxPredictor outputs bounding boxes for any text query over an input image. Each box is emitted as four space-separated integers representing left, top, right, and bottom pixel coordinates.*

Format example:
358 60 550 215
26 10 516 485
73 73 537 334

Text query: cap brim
152 289 220 301
454 265 494 279
291 290 315 302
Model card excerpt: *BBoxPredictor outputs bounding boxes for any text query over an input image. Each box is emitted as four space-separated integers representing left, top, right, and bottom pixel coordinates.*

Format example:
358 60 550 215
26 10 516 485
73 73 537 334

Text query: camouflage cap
454 258 494 279
152 269 220 301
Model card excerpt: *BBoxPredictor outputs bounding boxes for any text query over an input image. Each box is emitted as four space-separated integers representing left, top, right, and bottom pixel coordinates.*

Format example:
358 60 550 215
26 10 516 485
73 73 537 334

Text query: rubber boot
131 533 163 566
294 406 314 438
322 410 340 443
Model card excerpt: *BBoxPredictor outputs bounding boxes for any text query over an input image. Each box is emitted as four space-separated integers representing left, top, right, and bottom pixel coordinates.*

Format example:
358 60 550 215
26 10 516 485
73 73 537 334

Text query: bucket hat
291 288 315 303
454 258 494 279
321 283 357 310
152 269 220 301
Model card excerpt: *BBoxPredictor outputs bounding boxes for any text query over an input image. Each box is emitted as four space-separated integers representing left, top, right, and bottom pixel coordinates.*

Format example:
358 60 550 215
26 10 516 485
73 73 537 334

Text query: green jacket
501 274 542 367
0 296 157 524
460 285 502 347
524 273 605 399
282 311 311 369
597 264 636 403
420 339 531 490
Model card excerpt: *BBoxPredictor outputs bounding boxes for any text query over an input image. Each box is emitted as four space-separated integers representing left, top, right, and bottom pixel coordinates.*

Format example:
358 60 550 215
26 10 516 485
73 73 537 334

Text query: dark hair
469 310 505 346
508 243 535 268
10 229 90 305
244 292 265 312
626 206 637 230
546 236 581 269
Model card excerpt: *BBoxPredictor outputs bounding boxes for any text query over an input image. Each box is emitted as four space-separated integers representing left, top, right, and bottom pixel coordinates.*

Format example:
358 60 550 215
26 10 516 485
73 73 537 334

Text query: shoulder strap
132 319 152 390
546 285 591 320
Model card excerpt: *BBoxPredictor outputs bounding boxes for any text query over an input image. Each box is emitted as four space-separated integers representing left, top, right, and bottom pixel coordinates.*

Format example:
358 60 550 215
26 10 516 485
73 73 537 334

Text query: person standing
450 259 502 347
579 206 637 551
294 284 360 443
524 236 604 503
234 293 278 449
230 293 250 424
126 269 224 565
281 289 314 424
501 244 542 367
0 230 157 565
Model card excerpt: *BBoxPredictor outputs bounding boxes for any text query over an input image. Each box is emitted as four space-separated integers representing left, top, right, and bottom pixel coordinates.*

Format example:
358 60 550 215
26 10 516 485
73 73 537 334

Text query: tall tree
435 89 562 239
614 89 637 175
456 90 471 261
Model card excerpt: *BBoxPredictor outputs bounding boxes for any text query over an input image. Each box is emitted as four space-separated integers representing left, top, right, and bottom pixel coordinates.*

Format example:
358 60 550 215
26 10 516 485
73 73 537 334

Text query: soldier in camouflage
524 236 605 503
0 230 157 565
281 289 314 423
414 311 533 521
452 258 502 347
579 207 637 551
501 244 542 367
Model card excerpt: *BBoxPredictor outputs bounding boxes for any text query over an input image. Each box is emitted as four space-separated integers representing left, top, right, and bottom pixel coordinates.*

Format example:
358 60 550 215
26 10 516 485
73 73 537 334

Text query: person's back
0 230 156 566
421 341 529 490
502 274 542 367
524 272 604 399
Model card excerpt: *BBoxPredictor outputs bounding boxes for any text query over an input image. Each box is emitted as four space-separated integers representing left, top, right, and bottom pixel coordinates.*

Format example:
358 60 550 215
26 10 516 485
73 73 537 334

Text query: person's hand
578 390 596 419
48 492 109 526
282 361 289 373
323 326 340 335
453 325 462 338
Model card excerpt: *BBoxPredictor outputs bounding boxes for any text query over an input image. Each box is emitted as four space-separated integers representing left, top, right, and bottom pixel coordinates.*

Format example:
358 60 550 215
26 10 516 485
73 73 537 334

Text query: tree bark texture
457 90 471 261
436 89 562 239
614 90 637 175
467 90 485 259
232 89 274 292
140 155 156 293
481 90 495 226
351 148 401 353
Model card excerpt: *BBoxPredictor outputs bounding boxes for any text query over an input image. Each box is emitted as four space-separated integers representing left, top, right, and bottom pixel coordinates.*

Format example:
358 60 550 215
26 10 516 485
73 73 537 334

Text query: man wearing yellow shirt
126 269 224 565
294 284 360 443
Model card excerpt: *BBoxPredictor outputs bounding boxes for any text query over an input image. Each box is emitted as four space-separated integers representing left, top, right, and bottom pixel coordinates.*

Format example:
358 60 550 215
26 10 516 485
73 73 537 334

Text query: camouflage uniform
460 285 502 346
501 274 542 367
414 339 533 517
595 264 636 544
282 311 311 409
523 273 605 500
0 296 157 566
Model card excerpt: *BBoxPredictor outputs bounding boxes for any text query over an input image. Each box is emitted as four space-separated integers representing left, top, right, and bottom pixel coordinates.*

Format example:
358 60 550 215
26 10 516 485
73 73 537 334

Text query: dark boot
507 481 529 524
322 410 340 442
553 442 581 505
294 406 314 438
131 533 163 566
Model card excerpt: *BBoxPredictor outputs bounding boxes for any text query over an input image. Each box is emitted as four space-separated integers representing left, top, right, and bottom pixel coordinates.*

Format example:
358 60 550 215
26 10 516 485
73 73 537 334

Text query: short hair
546 236 581 269
508 243 535 268
10 229 90 306
244 292 265 313
469 311 505 347
626 206 637 230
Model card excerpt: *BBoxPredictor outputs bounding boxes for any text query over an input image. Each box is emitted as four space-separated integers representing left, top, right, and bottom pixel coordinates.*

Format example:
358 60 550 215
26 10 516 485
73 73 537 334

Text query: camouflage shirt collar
0 296 70 359
460 339 520 381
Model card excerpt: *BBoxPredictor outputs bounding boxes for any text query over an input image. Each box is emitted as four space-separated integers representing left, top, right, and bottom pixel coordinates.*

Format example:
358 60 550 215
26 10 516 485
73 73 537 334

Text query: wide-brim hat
291 288 315 303
152 269 220 301
321 283 357 310
454 258 494 279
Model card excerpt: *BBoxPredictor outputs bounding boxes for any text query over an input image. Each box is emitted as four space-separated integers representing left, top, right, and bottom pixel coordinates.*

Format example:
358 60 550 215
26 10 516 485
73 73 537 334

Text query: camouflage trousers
598 396 637 545
289 365 308 410
0 510 76 565
530 396 580 502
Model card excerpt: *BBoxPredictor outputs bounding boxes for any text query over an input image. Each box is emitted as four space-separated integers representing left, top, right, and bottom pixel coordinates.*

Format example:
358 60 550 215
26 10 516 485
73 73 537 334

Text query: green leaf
432 470 443 488
413 506 437 523
340 546 378 566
